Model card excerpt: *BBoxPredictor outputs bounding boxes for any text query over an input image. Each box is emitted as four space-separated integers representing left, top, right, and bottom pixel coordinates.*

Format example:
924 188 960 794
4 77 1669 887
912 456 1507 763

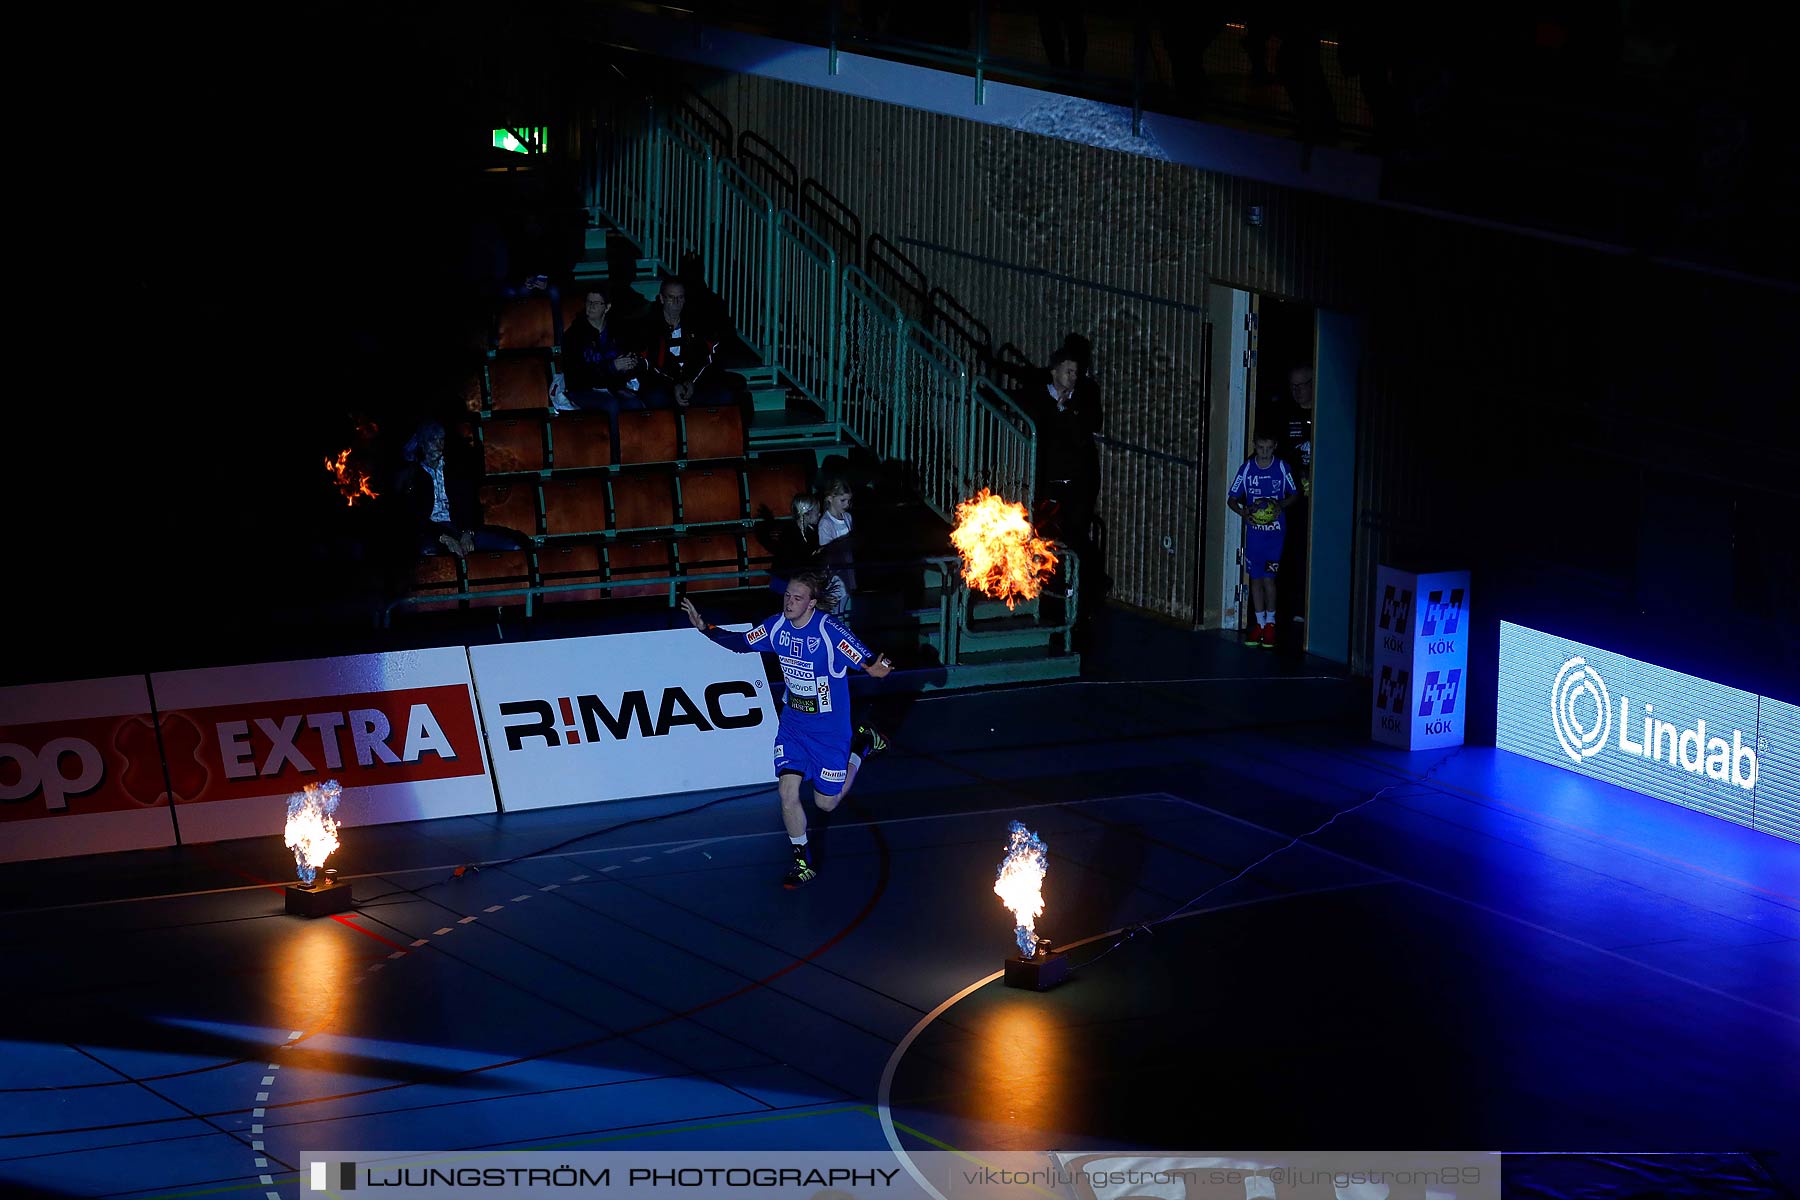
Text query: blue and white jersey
1228 455 1299 535
705 612 876 737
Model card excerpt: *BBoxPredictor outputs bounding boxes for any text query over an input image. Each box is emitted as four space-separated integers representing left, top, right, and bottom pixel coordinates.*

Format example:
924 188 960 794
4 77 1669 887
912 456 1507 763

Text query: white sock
1258 610 1272 626
789 835 808 848
849 752 863 770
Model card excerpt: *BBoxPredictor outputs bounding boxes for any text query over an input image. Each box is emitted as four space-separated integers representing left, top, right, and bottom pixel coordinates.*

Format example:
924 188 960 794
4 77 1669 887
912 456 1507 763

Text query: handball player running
681 569 893 887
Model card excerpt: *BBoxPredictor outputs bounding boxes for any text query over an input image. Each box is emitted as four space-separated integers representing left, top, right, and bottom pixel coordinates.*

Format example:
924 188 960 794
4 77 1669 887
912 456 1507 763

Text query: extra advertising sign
150 648 495 845
1497 622 1798 843
470 629 781 811
0 675 176 862
1371 566 1470 751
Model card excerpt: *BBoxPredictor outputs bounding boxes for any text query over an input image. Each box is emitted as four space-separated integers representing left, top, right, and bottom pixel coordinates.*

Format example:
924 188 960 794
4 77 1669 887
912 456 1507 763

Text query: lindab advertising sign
1497 622 1797 843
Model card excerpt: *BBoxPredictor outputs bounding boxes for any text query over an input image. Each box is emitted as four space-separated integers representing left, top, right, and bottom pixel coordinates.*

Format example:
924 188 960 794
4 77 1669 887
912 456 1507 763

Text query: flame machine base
1003 948 1069 991
285 879 353 917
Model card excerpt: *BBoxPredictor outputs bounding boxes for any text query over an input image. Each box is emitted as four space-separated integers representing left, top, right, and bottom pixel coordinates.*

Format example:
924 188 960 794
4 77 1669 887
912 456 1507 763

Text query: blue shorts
774 721 852 797
1246 529 1285 579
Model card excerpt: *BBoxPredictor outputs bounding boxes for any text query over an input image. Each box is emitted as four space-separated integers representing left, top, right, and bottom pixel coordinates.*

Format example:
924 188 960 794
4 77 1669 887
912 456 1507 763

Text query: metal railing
839 266 907 456
770 210 839 417
968 376 1038 515
712 160 778 363
385 552 1080 668
586 101 1042 525
896 323 970 521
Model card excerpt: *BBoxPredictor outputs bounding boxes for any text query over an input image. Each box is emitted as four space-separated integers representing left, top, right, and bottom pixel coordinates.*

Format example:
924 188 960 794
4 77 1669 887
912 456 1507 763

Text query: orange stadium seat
682 405 746 460
479 482 540 538
615 409 679 464
495 294 556 350
542 477 609 537
537 542 604 605
481 415 546 474
488 356 552 411
405 554 465 614
549 411 612 469
678 534 743 592
678 468 744 525
463 550 532 608
606 540 672 599
745 459 811 519
609 472 676 531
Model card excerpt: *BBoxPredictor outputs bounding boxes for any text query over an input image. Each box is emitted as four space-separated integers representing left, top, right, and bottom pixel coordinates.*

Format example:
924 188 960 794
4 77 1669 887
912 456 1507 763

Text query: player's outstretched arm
865 652 893 679
683 596 773 654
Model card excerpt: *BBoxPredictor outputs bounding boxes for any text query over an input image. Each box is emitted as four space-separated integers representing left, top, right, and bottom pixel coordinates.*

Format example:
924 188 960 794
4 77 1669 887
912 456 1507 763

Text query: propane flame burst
325 448 379 506
950 489 1058 609
994 820 1049 957
285 781 343 885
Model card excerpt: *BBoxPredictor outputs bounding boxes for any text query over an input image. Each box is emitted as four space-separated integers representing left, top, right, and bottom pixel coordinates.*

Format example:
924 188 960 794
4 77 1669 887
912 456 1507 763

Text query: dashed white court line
260 1075 274 1085
568 873 590 882
484 905 504 913
512 895 531 902
539 883 560 891
601 866 621 873
458 915 478 924
256 1157 268 1168
433 927 453 935
630 856 652 863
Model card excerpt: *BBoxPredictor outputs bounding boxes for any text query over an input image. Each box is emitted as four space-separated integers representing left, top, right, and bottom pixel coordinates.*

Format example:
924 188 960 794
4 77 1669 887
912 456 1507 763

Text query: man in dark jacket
1026 345 1102 563
391 420 521 557
637 278 732 409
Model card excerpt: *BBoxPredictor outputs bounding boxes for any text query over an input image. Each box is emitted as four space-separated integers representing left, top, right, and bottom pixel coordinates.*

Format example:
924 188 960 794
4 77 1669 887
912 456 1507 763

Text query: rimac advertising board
1497 622 1797 844
470 628 782 811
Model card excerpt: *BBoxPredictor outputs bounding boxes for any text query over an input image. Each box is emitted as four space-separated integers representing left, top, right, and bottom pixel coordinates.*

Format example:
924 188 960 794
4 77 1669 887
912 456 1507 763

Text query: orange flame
284 781 343 885
950 489 1058 609
325 448 379 506
994 821 1049 957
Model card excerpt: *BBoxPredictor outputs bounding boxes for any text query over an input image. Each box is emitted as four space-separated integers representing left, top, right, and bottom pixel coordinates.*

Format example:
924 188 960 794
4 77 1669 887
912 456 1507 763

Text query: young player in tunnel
1227 430 1300 648
680 570 894 887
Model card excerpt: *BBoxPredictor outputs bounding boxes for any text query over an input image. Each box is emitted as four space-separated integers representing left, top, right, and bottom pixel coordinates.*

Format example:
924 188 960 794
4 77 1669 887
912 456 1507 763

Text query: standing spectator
1027 345 1103 567
817 474 859 601
1226 430 1300 648
1268 363 1315 499
638 278 729 409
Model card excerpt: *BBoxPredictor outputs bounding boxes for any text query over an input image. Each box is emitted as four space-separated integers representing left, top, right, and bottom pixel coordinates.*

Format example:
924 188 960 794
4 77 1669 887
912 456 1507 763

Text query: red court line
331 912 409 950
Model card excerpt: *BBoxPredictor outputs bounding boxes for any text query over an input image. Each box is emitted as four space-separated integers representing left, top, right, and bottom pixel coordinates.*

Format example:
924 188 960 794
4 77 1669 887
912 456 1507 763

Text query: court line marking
877 880 1394 1200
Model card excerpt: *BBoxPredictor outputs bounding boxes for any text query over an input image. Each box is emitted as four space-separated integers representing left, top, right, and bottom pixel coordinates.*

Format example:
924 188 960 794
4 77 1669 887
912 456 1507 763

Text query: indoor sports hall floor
4 612 1797 1199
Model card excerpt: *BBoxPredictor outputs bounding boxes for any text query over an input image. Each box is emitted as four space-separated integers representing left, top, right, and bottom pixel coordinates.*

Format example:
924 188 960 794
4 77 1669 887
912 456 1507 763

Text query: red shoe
1246 623 1264 646
1259 623 1276 648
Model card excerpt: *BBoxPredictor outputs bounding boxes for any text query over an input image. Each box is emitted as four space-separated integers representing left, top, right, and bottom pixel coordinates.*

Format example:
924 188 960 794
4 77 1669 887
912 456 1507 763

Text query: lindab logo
1551 657 1757 790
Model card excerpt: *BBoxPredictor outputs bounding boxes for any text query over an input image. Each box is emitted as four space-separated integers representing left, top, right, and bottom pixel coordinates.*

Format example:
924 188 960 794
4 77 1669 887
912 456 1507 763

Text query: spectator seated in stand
637 277 735 410
393 419 527 558
557 287 645 438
